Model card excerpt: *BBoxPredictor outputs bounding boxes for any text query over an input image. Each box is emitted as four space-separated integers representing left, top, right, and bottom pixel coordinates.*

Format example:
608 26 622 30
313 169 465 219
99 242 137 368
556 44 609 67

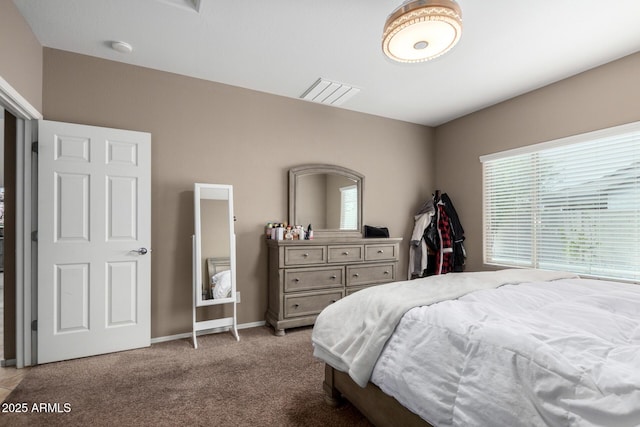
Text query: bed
206 256 232 299
312 269 640 426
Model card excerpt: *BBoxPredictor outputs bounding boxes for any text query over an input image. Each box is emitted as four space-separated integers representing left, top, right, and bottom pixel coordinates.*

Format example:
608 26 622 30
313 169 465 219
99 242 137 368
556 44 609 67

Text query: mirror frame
289 164 364 238
193 183 236 307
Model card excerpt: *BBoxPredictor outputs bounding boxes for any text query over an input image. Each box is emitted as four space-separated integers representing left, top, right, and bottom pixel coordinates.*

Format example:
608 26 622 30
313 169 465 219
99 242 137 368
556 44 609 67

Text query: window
340 185 358 230
481 122 640 281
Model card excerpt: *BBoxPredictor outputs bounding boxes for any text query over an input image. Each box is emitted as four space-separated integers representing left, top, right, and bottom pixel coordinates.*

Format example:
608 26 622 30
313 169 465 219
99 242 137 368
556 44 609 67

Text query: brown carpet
1 326 372 427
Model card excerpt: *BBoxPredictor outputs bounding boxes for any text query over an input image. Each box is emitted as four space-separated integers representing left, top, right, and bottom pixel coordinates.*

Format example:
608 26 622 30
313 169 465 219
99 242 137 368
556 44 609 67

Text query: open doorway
1 107 16 365
0 77 40 369
0 106 4 361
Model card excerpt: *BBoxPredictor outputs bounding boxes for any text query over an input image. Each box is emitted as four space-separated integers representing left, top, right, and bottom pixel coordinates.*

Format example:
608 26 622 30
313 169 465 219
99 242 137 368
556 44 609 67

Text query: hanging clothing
440 193 466 272
424 191 466 277
408 199 435 279
435 201 454 275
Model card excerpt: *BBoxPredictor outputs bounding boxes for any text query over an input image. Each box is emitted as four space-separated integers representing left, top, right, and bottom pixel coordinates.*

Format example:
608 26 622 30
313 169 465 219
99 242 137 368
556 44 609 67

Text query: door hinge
31 230 38 242
31 141 38 153
31 320 37 331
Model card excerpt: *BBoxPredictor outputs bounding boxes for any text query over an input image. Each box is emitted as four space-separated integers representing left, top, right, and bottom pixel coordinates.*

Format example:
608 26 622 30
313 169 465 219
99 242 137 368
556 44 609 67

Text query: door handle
130 248 149 255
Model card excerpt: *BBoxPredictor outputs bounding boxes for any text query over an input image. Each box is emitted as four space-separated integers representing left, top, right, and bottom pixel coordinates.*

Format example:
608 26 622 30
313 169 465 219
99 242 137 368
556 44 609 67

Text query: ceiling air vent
300 78 360 106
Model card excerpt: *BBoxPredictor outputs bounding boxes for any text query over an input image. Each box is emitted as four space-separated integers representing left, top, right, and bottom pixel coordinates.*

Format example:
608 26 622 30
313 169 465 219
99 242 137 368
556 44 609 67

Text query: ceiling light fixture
382 0 462 63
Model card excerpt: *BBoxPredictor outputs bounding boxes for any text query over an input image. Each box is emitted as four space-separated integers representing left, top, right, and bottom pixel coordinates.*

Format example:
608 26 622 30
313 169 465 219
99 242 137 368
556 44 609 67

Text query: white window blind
481 122 640 281
340 185 358 230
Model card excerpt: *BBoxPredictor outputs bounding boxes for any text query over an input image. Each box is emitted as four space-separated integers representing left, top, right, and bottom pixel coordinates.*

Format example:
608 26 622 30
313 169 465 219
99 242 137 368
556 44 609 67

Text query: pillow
211 270 232 299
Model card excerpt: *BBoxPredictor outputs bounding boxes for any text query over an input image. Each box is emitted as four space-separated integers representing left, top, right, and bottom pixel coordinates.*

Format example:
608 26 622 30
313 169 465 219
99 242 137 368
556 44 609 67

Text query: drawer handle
293 303 300 308
353 273 360 278
343 251 349 255
378 250 384 254
303 253 309 257
294 278 300 282
330 299 337 303
384 270 390 275
330 275 337 279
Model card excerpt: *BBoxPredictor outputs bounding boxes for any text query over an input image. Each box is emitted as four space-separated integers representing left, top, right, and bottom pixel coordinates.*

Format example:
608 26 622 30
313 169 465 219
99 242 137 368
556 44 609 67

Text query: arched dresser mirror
266 164 401 336
192 183 239 348
289 164 364 238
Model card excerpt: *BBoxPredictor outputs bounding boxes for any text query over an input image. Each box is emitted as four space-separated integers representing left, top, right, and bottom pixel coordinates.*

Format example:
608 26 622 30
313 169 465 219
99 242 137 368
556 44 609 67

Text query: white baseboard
1 358 17 367
150 320 267 345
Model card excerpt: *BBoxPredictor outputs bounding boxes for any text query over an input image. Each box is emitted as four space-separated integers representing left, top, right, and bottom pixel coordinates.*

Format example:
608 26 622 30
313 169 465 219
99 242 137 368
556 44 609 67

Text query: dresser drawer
346 263 395 287
365 244 398 261
284 267 344 292
284 246 326 266
267 237 402 335
284 290 343 318
328 245 364 263
346 285 374 296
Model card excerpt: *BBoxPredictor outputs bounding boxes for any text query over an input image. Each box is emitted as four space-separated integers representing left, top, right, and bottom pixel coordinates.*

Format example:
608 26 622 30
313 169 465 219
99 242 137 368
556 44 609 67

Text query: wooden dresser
266 237 402 336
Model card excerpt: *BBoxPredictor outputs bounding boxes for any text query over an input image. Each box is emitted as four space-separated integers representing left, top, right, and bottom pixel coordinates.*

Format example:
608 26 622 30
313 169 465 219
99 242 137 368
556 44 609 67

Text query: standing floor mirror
192 183 239 348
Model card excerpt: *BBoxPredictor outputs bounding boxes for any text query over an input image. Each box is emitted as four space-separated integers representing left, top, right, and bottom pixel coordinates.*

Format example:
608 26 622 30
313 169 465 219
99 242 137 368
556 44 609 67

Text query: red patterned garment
435 203 454 275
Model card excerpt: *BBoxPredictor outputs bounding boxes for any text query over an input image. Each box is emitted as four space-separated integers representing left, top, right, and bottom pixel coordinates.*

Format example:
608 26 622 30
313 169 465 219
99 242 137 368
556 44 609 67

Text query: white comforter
312 268 577 387
370 277 640 426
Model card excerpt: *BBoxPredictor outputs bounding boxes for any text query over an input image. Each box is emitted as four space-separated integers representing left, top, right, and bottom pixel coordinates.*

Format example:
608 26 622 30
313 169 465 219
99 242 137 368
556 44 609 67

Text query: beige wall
0 0 42 112
434 52 640 271
42 48 435 338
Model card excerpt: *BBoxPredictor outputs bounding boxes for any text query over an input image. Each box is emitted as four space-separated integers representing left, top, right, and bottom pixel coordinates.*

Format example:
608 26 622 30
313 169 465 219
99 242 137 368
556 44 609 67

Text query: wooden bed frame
323 364 432 427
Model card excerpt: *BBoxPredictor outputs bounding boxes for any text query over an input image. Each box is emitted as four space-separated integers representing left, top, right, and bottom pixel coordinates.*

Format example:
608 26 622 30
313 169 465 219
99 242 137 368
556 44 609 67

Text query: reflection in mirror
289 164 364 238
200 199 230 300
296 174 358 230
193 184 236 307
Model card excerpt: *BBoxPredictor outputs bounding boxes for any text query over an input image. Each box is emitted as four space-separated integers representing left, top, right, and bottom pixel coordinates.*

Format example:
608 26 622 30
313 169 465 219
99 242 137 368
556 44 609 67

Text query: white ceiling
13 0 640 126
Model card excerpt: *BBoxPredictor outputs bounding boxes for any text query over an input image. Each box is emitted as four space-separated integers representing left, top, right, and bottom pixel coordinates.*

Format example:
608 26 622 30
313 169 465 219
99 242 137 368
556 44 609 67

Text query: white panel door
37 120 151 364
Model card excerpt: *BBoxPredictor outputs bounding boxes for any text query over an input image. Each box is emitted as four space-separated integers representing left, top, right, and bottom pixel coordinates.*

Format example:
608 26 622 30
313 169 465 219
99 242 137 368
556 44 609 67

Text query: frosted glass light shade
382 0 462 63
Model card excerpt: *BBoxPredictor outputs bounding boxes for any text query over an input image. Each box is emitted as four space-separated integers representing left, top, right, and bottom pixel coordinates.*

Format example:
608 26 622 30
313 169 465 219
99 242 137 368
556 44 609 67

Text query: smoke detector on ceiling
300 78 360 106
111 41 133 54
156 0 202 13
